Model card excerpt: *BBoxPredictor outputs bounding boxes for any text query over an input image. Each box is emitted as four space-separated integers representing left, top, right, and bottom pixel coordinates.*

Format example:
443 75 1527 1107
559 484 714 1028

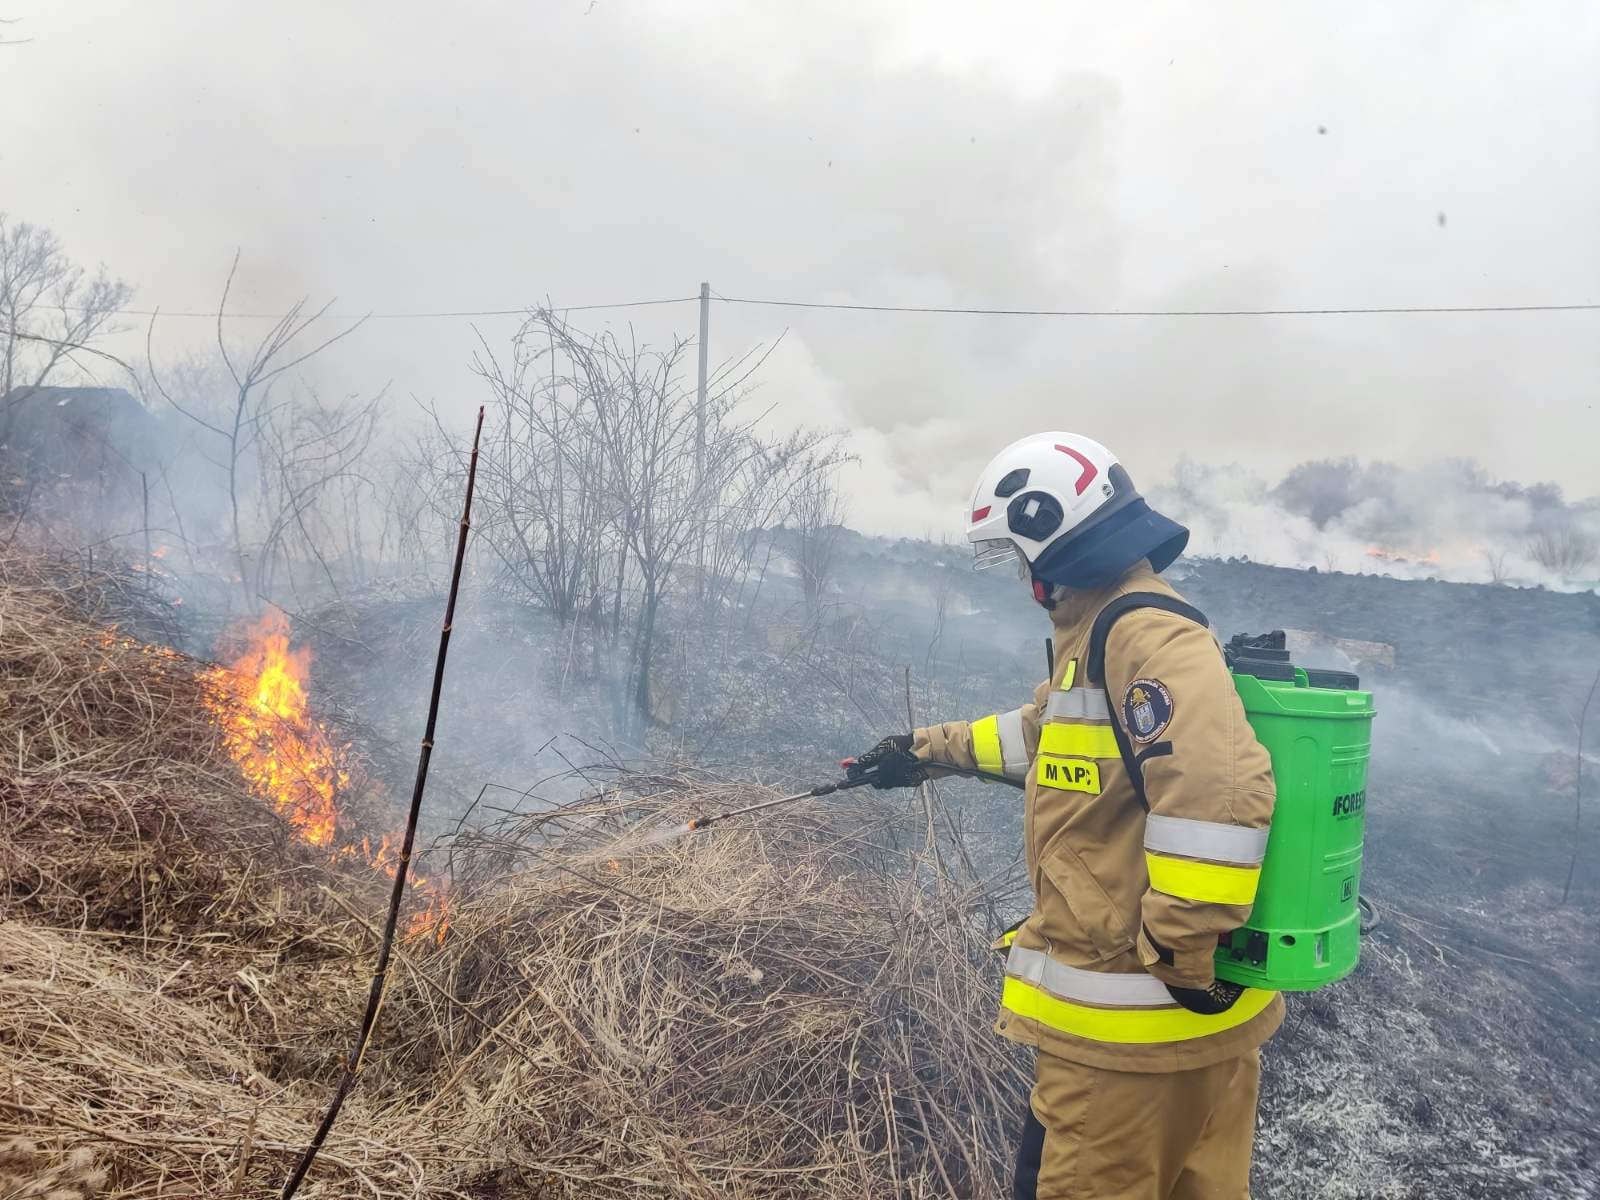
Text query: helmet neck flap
1030 498 1189 593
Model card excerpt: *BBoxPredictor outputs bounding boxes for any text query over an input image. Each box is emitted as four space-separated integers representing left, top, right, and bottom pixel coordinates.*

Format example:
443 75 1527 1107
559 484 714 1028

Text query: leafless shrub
456 308 849 732
1527 526 1599 573
788 459 845 618
1483 546 1511 584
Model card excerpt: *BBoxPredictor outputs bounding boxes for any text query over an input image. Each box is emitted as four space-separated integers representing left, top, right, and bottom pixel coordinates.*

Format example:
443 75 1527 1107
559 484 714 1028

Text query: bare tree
147 254 367 606
582 328 706 725
700 426 851 620
787 460 845 619
448 307 850 736
469 319 613 626
0 214 133 423
375 415 465 587
250 386 382 603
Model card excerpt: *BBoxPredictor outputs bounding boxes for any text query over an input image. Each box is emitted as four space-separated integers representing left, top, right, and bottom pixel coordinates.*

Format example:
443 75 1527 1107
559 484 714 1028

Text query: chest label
1036 754 1102 794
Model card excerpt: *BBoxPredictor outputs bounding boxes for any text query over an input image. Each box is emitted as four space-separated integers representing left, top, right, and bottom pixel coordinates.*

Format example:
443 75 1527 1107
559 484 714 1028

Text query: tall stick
279 404 486 1200
693 280 709 602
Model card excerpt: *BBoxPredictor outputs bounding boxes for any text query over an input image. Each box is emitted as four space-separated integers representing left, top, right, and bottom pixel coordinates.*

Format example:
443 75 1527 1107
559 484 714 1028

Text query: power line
712 295 1600 317
106 295 701 320
94 293 1600 322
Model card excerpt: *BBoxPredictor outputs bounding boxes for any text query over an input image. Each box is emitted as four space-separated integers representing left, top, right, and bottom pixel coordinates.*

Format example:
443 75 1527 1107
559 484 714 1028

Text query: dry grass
0 552 1029 1199
0 922 420 1200
0 555 355 943
380 781 1030 1198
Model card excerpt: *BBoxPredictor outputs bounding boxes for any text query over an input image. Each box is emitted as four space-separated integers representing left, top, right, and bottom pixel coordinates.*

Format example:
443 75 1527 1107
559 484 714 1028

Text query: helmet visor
972 538 1020 572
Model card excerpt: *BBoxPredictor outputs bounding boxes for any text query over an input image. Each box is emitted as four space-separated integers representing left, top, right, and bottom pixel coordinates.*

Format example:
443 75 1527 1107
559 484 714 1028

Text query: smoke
1151 456 1600 590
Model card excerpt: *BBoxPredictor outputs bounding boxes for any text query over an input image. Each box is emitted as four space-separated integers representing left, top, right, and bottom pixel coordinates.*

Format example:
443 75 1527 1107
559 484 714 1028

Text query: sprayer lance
682 760 1024 834
685 777 870 832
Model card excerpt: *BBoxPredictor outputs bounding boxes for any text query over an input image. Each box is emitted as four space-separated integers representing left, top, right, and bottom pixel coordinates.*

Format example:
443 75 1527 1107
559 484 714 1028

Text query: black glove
846 734 925 789
1165 979 1246 1015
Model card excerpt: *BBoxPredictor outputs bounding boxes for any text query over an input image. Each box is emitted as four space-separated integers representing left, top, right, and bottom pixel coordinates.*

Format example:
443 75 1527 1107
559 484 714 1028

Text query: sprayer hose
1358 895 1380 934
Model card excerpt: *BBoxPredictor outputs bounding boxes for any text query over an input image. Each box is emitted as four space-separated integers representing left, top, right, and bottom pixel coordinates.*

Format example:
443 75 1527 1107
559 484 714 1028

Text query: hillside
3 542 1597 1197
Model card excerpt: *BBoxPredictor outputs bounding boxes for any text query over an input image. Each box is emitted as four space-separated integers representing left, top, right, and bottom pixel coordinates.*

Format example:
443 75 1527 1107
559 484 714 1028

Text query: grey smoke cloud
1152 455 1600 588
3 0 1597 540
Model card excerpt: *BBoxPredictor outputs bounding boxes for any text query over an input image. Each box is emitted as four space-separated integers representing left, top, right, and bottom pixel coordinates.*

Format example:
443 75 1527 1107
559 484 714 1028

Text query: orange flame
202 612 449 942
202 612 342 846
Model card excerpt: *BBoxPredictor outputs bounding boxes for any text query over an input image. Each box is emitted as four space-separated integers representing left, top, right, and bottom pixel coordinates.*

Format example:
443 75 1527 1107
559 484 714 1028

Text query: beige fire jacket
913 562 1284 1072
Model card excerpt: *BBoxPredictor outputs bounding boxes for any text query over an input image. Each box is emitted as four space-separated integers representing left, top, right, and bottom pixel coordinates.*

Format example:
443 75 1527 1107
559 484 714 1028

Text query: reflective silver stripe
995 707 1029 779
1004 944 1175 1009
1044 687 1111 722
1144 814 1270 865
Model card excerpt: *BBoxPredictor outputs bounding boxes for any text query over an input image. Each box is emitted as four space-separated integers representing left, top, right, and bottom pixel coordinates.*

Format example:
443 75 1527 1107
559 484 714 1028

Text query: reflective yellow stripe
1038 722 1121 759
1001 976 1276 1044
970 715 1004 775
1060 657 1078 689
1035 755 1101 793
1000 927 1019 947
1145 852 1261 905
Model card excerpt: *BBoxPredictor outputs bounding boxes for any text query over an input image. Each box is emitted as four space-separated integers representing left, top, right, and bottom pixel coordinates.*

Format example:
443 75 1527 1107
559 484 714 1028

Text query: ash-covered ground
305 536 1600 1199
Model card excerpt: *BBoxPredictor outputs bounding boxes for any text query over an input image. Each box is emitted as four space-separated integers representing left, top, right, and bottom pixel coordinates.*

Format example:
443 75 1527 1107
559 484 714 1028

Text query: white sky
4 1 1597 533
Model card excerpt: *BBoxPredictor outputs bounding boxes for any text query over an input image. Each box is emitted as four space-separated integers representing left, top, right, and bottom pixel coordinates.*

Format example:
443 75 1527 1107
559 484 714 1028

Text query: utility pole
694 280 710 601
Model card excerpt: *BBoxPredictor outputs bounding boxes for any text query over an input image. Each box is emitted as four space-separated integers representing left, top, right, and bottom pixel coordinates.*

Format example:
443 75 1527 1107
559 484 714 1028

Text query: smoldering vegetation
228 533 1600 1197
0 551 1028 1198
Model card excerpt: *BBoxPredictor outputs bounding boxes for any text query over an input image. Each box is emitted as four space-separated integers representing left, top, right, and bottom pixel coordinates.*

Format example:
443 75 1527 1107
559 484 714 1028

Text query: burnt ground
1253 757 1599 1198
304 542 1600 1198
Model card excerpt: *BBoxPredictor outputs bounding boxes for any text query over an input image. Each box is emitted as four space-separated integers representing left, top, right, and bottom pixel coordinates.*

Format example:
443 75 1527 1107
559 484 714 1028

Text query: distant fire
1364 545 1442 566
201 611 449 942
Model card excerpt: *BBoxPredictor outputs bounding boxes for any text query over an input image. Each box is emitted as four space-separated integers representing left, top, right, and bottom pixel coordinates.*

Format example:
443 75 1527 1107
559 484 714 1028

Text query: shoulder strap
1083 591 1209 811
1085 592 1209 685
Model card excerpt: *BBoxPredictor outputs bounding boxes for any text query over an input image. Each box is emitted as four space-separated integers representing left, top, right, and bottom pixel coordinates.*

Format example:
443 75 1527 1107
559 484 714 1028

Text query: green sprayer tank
1213 632 1376 992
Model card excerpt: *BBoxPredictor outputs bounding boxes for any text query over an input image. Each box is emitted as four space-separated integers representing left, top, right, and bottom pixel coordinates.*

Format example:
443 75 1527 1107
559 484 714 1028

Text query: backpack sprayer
683 625 1375 996
1213 630 1375 992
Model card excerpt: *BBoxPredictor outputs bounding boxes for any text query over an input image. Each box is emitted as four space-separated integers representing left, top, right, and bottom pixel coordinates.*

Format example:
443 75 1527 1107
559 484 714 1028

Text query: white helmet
966 432 1188 594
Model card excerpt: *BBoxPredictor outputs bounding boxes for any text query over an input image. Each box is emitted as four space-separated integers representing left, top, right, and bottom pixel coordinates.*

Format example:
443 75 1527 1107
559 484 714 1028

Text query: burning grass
0 564 356 944
202 610 347 848
0 552 1029 1198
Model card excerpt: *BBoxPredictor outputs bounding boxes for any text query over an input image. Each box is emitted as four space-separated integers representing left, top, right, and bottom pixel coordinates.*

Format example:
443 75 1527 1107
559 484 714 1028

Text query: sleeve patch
1123 678 1174 744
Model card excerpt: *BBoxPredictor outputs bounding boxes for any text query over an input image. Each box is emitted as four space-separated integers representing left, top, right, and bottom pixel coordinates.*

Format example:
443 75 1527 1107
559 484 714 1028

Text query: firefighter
850 432 1281 1199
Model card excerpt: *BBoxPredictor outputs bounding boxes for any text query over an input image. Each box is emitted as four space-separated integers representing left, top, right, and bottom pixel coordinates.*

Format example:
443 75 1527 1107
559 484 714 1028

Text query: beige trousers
1020 1049 1261 1199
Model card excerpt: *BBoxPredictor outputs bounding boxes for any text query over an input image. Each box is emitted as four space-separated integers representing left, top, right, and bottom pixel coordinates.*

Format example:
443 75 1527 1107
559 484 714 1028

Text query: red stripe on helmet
1054 444 1099 495
971 505 991 521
